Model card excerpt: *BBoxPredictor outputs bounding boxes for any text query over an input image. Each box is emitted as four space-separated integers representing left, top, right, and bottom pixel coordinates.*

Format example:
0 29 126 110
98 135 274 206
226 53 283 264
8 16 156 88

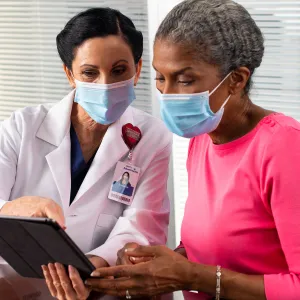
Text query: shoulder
259 113 300 160
129 107 173 147
1 103 53 136
263 113 300 144
262 113 300 133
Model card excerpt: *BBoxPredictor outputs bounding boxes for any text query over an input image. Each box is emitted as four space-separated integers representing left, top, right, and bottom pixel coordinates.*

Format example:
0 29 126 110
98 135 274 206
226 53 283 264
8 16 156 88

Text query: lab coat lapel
45 135 71 213
36 91 74 212
72 107 134 204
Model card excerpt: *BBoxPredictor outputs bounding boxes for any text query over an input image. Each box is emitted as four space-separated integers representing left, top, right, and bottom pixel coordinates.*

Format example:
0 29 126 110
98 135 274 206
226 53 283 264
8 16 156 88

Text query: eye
154 77 165 84
178 80 195 86
82 70 98 78
112 66 126 76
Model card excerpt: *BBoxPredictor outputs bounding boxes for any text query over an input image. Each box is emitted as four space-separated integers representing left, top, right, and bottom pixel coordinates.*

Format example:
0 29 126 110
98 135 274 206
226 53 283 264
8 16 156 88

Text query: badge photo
108 161 140 206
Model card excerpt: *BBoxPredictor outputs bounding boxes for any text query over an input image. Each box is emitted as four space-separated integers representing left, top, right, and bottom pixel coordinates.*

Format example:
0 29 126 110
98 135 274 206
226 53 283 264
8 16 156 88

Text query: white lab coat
0 91 172 300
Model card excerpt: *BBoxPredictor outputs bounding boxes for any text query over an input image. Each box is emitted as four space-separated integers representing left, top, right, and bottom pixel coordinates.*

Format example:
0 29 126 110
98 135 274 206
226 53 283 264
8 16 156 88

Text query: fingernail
130 256 136 261
91 271 101 277
54 262 61 269
85 280 91 286
69 266 74 273
125 248 136 253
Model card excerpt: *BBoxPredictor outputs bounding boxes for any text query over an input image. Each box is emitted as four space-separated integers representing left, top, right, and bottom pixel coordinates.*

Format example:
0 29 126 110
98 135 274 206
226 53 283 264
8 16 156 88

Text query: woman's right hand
0 196 66 229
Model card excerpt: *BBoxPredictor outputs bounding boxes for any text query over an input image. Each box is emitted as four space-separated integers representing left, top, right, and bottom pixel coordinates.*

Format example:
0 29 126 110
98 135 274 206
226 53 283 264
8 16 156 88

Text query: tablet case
0 216 95 279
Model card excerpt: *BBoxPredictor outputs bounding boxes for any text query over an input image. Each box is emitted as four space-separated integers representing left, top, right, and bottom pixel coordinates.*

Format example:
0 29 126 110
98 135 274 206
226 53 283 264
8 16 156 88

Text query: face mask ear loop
220 94 231 110
209 72 232 97
70 71 77 88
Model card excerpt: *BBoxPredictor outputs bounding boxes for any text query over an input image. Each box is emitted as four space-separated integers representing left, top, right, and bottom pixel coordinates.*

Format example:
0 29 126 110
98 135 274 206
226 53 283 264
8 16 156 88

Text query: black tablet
0 216 95 279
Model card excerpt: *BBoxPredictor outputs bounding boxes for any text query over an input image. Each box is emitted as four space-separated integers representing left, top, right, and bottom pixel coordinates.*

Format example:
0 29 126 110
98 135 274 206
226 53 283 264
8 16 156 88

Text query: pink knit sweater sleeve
262 126 300 300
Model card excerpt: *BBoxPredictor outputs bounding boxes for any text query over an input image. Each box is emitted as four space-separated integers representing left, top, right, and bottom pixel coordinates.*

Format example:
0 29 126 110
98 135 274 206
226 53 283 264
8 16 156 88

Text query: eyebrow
152 65 194 76
80 64 98 68
112 59 129 67
80 60 129 68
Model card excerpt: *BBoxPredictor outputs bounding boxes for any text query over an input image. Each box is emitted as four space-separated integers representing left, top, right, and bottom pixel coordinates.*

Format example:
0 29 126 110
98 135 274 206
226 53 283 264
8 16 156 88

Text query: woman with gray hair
84 0 300 299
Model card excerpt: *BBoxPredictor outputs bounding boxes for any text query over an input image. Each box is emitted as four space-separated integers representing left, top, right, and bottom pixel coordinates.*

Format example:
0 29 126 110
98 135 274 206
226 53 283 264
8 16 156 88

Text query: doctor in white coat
0 7 172 300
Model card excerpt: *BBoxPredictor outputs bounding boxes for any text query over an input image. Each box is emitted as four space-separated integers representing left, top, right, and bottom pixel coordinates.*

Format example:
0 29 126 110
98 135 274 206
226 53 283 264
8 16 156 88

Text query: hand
0 196 66 228
86 245 193 298
42 257 108 300
116 243 152 265
42 263 90 300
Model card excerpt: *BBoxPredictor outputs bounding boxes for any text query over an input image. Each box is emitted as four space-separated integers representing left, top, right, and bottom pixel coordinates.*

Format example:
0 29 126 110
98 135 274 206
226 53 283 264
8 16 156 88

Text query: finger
117 248 133 266
55 263 77 300
125 245 161 257
124 242 140 251
119 252 133 265
44 204 66 229
130 256 153 264
90 265 135 278
85 277 140 295
42 265 57 298
116 257 122 266
69 265 90 299
48 263 66 299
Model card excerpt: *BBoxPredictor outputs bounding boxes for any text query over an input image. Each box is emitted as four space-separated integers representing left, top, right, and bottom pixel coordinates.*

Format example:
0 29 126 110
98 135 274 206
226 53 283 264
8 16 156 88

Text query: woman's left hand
42 256 108 300
85 245 194 298
116 242 153 266
42 263 90 300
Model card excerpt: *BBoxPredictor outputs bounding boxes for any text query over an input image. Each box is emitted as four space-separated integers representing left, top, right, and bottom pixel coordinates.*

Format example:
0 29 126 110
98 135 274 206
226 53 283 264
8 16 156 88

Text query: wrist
186 263 217 295
178 260 199 291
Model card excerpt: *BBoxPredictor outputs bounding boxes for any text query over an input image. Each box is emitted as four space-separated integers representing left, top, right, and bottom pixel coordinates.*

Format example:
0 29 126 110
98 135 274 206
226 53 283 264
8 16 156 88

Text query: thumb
44 205 66 229
125 245 162 258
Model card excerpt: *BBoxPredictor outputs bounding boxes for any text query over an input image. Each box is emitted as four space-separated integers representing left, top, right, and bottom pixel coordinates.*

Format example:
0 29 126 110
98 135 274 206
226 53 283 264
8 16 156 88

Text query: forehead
73 36 134 65
153 39 217 75
153 40 193 67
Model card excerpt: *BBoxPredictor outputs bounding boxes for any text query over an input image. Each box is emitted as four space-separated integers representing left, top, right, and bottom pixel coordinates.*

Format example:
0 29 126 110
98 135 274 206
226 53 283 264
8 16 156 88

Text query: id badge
108 161 140 205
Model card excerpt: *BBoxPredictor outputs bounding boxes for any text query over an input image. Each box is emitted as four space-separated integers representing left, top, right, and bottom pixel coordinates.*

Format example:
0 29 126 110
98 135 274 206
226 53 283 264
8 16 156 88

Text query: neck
71 103 109 145
209 95 271 145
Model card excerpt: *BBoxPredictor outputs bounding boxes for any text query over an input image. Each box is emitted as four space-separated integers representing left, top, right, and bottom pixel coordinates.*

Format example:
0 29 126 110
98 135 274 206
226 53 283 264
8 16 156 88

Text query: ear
229 67 251 95
63 64 76 88
134 59 143 86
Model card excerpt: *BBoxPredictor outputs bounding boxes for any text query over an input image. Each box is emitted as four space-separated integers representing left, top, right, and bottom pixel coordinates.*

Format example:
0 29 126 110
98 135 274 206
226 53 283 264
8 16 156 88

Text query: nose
93 74 111 84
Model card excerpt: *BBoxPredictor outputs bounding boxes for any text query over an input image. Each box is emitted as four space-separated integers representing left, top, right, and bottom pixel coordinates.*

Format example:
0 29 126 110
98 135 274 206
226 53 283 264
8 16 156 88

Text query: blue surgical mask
158 73 232 138
74 76 136 125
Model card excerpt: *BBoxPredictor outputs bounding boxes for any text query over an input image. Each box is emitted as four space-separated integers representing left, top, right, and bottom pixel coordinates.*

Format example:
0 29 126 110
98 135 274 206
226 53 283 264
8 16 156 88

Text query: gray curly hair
155 0 264 94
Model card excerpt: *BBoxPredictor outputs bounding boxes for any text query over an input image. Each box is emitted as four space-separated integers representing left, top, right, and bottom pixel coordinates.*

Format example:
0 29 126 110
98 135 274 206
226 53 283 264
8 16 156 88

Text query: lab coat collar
36 90 74 146
36 89 135 209
72 103 134 204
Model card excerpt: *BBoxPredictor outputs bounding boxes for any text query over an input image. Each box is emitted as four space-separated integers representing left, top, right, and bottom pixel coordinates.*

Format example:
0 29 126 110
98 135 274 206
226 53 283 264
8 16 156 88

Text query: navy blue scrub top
70 125 97 204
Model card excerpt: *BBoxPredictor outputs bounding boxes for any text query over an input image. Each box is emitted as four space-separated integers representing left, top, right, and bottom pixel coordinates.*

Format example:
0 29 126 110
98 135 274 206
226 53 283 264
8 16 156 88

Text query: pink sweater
181 114 300 300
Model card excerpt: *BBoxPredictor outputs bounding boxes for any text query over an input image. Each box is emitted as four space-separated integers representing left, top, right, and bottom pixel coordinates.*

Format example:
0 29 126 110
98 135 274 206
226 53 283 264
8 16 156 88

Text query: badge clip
122 123 142 163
